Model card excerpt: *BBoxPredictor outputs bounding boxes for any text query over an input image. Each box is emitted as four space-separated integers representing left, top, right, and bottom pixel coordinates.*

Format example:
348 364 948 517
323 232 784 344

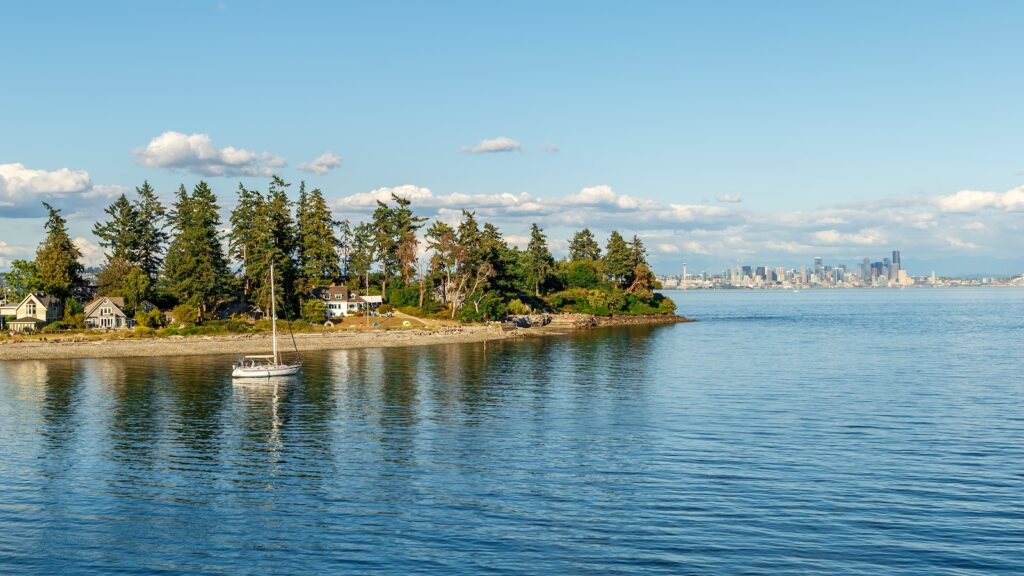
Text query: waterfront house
315 284 380 318
8 293 64 332
84 296 133 330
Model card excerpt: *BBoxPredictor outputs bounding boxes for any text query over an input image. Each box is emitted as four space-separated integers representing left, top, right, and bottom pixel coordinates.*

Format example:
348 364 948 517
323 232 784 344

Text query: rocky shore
0 325 519 361
0 313 693 361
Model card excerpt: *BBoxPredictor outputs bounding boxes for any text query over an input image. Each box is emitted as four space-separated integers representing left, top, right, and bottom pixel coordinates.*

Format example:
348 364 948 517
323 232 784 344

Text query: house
8 293 64 332
315 284 382 318
84 296 134 330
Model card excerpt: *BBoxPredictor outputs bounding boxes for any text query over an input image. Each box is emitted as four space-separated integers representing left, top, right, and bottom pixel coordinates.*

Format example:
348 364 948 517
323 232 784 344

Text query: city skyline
2 2 1023 276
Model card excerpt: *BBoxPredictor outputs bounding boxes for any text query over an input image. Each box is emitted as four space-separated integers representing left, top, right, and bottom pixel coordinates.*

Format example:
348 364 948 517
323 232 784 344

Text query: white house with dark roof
316 284 382 318
8 293 64 332
84 296 133 330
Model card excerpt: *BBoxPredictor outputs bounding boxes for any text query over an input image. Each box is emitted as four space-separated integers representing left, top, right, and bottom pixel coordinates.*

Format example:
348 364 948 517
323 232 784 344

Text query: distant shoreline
0 313 691 361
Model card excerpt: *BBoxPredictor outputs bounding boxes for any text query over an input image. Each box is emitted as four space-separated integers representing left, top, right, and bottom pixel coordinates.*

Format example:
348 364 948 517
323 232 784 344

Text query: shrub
564 260 600 289
42 321 69 333
386 285 421 308
171 304 200 326
301 298 328 324
135 309 164 329
378 304 394 314
507 298 530 315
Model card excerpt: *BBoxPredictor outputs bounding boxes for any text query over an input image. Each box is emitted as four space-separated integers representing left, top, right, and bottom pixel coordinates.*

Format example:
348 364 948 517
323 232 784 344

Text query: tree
5 260 41 300
133 181 168 281
162 182 232 321
228 183 263 303
569 228 601 261
93 194 141 262
523 223 553 298
35 202 83 300
371 194 426 295
603 230 632 287
296 182 340 294
348 222 376 292
628 235 648 269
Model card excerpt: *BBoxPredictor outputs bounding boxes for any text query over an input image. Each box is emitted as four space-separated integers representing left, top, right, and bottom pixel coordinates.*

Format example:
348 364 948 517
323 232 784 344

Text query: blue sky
2 1 1023 276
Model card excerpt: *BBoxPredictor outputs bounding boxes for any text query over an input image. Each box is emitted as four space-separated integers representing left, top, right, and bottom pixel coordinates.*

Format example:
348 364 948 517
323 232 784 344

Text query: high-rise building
892 250 901 278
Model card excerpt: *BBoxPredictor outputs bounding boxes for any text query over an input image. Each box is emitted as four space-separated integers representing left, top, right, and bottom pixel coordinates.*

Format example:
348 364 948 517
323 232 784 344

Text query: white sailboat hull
232 363 302 378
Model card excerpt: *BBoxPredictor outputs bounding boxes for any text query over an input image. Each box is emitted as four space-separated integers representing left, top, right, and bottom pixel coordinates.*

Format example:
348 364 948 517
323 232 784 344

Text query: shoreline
0 313 691 361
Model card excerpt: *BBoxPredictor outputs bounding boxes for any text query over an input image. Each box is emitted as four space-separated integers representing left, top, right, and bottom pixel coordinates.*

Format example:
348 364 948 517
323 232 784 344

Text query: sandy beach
0 325 521 361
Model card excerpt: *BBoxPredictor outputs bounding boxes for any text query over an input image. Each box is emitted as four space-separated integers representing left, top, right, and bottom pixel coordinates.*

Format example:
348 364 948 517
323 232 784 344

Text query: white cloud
73 237 103 267
543 143 560 153
811 228 887 246
565 185 658 210
945 236 979 250
714 193 743 203
298 151 342 175
0 163 91 199
461 137 521 154
962 221 987 231
135 131 286 177
935 186 1024 213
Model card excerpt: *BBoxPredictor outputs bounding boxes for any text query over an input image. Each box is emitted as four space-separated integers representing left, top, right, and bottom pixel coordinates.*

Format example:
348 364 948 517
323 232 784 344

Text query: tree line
2 177 675 324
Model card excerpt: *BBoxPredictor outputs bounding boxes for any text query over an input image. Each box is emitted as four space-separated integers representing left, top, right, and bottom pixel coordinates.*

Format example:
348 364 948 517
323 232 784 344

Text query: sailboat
232 261 302 378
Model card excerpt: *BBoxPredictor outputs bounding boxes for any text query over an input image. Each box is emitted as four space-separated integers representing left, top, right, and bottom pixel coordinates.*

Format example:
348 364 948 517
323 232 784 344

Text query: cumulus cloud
935 186 1024 213
0 163 91 199
714 193 743 203
73 237 103 267
461 137 521 154
298 151 342 175
543 143 560 153
135 131 286 177
0 163 127 218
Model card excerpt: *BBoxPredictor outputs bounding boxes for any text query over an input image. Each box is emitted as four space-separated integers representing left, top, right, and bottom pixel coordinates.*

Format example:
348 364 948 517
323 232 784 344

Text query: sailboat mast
271 261 279 365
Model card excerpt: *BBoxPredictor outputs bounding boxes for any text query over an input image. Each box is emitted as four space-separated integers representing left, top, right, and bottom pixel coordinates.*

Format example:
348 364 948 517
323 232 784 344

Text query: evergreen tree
162 182 231 320
97 257 149 314
337 219 353 277
603 230 632 287
523 223 554 297
371 194 426 294
133 181 168 281
93 194 141 262
295 182 340 293
348 222 376 291
628 235 648 269
569 228 601 261
228 183 263 302
35 202 83 300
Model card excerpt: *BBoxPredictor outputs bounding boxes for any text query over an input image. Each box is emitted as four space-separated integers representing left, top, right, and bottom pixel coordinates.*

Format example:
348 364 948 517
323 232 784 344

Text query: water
1 288 1022 574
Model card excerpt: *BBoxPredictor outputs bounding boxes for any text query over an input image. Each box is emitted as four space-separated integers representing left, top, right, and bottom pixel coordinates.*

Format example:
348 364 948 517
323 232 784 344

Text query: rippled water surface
2 288 1023 574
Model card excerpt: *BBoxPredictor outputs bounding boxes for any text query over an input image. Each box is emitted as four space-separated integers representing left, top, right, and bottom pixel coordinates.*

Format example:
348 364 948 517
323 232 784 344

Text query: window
101 307 112 316
335 294 343 300
27 303 36 315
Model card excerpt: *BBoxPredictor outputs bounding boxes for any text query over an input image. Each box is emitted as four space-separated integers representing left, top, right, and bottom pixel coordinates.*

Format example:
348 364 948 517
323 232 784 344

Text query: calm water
1 288 1022 574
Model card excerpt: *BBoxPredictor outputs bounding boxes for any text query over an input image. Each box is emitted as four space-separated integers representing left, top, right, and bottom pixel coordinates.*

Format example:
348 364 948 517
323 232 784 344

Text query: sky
1 1 1023 276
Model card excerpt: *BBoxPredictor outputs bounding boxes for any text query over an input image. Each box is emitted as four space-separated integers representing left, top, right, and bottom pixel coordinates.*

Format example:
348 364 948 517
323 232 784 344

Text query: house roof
17 293 61 309
84 296 128 317
11 317 43 324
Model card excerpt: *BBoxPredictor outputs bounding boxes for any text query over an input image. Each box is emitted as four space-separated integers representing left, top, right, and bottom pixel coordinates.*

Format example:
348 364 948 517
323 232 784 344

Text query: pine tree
228 183 263 303
93 194 141 262
295 182 340 294
35 202 83 300
162 182 231 321
628 235 648 269
348 222 376 291
524 223 553 298
603 230 632 287
569 228 601 261
133 181 168 281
